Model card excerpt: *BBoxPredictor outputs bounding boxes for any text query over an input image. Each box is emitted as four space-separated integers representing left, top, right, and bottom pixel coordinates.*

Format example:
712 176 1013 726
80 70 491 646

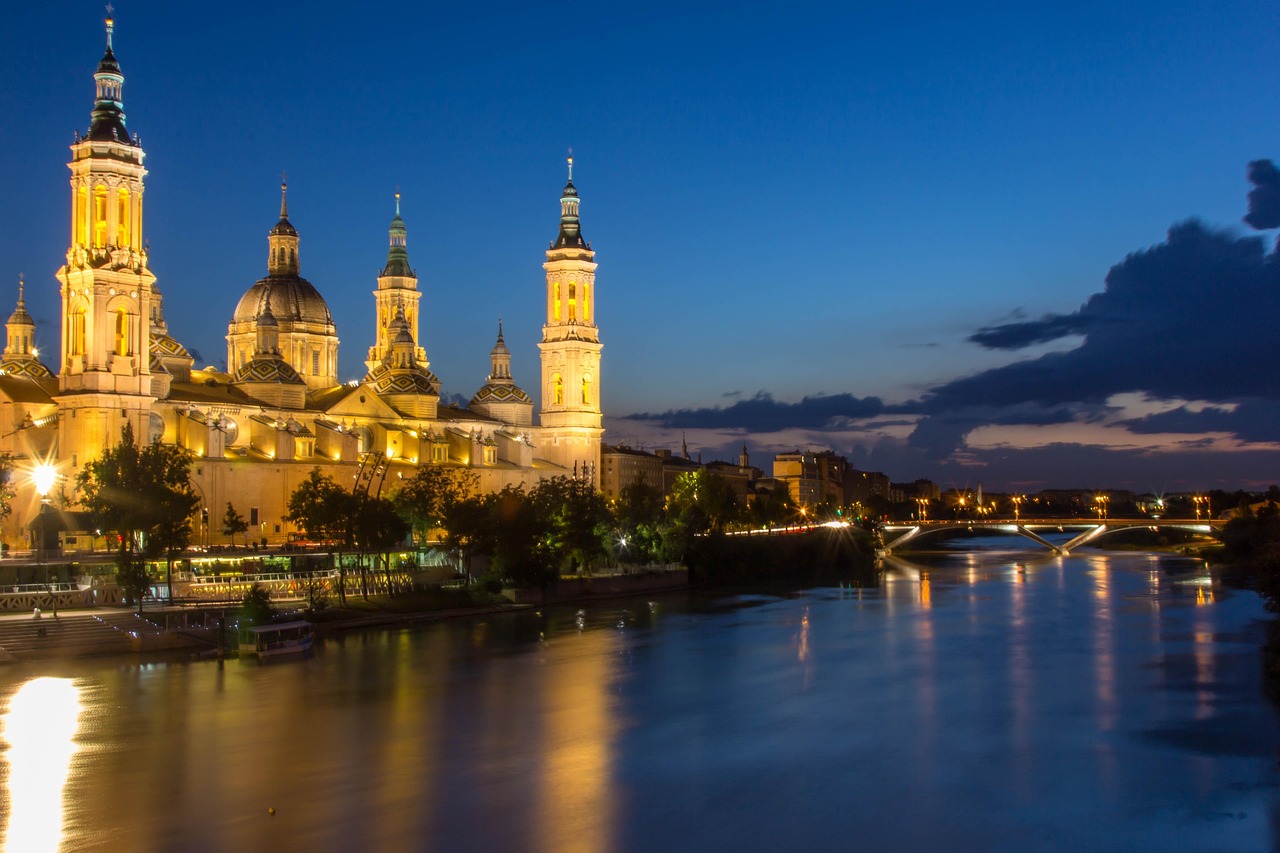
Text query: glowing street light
1011 495 1024 521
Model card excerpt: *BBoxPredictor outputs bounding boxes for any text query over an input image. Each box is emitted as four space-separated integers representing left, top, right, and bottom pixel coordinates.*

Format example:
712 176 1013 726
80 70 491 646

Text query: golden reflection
536 633 618 853
1194 629 1215 720
919 572 932 607
2 677 83 853
797 608 811 663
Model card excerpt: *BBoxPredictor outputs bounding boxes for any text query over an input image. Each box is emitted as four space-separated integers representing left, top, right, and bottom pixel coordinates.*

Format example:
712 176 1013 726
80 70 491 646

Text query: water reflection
0 553 1274 852
2 678 82 853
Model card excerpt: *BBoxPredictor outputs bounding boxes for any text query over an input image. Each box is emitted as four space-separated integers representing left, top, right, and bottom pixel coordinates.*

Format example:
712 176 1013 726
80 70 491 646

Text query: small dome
233 276 334 327
270 217 298 238
97 47 121 75
233 356 304 385
471 384 531 405
365 363 440 396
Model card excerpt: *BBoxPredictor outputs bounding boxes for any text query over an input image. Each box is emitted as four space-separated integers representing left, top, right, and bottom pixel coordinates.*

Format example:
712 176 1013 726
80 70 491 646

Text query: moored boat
238 620 314 659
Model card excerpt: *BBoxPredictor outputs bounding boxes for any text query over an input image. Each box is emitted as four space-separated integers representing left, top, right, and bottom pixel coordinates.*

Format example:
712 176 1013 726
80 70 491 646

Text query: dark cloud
968 313 1089 350
1244 159 1280 230
721 390 742 398
915 216 1280 457
626 391 888 431
1118 399 1280 444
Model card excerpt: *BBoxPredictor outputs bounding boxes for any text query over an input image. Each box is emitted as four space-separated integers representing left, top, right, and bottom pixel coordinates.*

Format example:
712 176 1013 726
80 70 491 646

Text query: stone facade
0 18 604 548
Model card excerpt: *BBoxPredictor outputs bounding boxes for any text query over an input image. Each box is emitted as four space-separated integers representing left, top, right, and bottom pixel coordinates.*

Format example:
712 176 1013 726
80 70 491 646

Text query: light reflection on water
0 551 1276 852
1 678 82 853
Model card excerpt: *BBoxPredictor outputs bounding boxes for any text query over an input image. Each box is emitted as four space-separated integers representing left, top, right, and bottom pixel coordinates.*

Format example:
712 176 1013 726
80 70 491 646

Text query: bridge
877 518 1225 556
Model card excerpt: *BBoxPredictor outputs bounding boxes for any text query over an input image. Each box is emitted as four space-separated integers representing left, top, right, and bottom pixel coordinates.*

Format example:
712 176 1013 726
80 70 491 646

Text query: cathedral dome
232 276 334 327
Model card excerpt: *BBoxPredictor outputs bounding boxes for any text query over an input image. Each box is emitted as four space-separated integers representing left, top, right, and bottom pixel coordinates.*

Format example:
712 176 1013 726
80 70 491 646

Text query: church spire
88 10 130 144
381 191 413 277
553 153 587 250
489 318 511 380
267 179 300 275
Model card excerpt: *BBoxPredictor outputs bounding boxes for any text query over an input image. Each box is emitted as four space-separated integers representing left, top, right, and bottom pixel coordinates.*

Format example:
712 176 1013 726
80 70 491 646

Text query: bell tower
366 192 426 372
55 13 157 466
537 156 603 479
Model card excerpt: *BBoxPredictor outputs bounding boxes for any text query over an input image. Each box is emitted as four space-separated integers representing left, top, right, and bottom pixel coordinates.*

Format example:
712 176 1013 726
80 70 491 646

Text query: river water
0 550 1277 852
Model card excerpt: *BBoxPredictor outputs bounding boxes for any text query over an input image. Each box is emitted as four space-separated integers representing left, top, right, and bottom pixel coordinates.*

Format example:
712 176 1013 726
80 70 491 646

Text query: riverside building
0 16 604 548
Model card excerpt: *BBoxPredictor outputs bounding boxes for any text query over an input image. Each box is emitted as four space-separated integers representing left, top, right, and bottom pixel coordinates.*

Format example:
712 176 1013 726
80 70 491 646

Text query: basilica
0 18 604 548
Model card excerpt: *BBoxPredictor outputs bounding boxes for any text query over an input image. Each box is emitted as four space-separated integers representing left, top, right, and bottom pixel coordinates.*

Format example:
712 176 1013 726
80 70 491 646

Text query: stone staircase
0 610 172 660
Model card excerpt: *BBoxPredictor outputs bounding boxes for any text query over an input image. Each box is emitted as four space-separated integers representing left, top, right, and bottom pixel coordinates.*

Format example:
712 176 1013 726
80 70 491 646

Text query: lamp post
916 497 929 522
1012 495 1024 521
31 463 57 617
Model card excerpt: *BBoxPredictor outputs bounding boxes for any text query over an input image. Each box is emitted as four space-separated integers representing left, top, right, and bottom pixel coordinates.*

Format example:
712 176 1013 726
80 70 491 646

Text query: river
0 550 1277 852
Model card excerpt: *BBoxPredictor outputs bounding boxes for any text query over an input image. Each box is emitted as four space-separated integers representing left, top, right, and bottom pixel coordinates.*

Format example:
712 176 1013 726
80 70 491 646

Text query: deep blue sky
3 1 1280 490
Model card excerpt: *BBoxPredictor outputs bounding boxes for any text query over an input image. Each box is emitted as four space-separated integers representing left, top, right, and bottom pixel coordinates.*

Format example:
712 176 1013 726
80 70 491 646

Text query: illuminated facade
0 18 604 547
537 158 604 477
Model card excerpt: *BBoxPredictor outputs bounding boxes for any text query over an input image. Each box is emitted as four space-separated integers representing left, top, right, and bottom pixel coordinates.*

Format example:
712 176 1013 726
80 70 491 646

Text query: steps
0 610 169 660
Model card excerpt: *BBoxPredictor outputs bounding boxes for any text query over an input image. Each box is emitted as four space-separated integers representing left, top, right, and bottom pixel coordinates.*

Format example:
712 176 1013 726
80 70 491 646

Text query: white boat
238 620 314 659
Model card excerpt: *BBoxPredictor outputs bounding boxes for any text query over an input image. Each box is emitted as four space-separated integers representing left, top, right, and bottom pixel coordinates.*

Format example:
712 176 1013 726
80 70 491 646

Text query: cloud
624 391 889 432
968 313 1089 350
1244 159 1280 230
908 185 1280 462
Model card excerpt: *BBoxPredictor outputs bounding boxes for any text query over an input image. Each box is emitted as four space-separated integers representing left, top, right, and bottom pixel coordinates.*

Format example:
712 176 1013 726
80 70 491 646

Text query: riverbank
0 568 692 663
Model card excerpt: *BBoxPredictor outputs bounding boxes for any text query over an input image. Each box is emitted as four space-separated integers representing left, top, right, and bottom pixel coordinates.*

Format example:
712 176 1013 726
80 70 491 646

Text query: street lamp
1011 495 1024 521
30 462 57 616
916 497 929 521
1094 494 1109 520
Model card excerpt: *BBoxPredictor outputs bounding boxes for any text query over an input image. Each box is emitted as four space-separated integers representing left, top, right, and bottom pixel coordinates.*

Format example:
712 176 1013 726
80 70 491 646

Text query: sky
2 1 1279 492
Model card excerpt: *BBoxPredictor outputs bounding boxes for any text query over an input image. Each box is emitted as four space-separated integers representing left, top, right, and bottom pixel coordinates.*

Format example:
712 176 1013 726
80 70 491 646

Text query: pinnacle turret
553 155 588 250
87 13 132 144
381 192 413 277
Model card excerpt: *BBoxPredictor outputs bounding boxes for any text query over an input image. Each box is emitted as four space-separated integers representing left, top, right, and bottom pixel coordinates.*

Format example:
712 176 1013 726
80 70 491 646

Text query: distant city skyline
2 2 1279 491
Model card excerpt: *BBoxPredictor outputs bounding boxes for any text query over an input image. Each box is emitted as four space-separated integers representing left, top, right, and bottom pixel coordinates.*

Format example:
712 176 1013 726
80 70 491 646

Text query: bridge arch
878 520 1224 556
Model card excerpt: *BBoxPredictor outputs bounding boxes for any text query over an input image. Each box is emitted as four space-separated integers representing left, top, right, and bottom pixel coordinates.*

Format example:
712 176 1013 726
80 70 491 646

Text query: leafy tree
611 479 670 565
668 470 740 533
490 486 555 589
0 454 13 530
391 466 477 545
239 582 275 628
351 493 410 598
77 424 200 614
529 476 611 573
221 503 248 548
285 468 353 604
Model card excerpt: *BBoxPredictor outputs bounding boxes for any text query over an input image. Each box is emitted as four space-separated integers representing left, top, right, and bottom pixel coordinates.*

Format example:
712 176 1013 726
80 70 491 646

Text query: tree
77 424 200 614
668 470 740 533
221 503 248 549
239 583 275 628
352 494 410 597
529 476 611 573
0 454 14 531
391 466 477 545
611 478 670 566
285 468 355 604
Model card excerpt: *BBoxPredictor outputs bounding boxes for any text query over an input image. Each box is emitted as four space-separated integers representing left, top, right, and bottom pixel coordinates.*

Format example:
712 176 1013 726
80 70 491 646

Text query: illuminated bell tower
537 157 603 477
366 193 426 373
55 14 156 466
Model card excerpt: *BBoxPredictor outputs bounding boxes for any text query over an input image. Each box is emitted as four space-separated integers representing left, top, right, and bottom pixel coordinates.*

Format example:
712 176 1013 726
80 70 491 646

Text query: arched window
582 283 590 322
116 187 130 247
582 373 591 406
553 373 563 405
114 308 130 356
92 185 108 247
553 284 561 322
74 187 88 245
68 307 86 356
568 283 577 322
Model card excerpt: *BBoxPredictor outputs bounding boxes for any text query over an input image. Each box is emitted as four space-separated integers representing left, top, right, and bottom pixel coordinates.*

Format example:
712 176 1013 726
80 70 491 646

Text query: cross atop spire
105 5 115 49
280 174 289 220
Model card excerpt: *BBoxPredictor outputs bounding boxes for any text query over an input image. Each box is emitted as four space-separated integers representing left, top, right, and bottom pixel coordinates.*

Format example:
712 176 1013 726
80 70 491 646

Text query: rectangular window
250 507 259 526
312 350 320 375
